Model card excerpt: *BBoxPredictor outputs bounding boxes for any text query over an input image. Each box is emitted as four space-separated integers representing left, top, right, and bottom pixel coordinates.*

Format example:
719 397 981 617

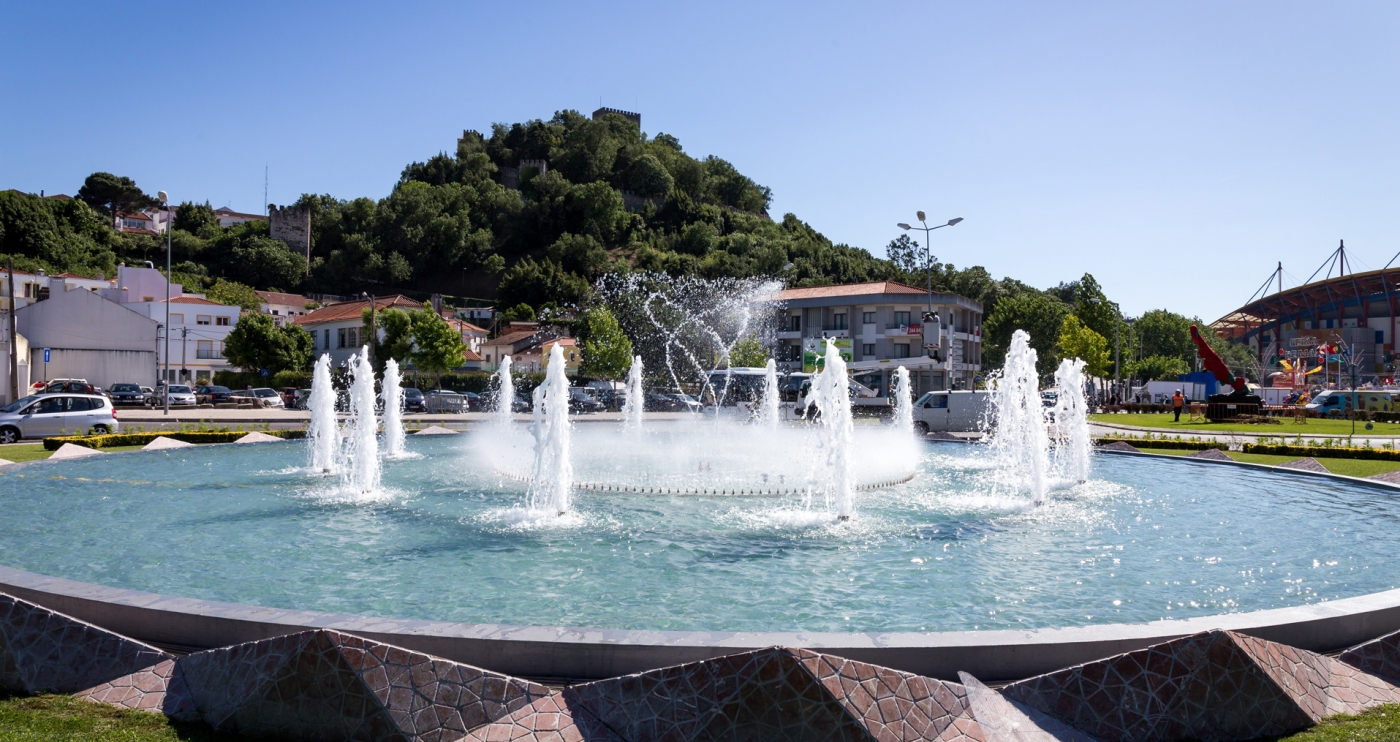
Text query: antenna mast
264 165 268 215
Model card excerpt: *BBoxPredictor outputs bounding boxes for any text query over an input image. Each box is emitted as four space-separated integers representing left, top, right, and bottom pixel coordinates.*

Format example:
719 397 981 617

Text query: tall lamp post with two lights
158 191 171 415
897 212 963 312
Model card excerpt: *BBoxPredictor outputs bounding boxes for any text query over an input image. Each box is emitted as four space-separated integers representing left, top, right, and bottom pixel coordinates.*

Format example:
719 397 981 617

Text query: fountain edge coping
4 562 1400 683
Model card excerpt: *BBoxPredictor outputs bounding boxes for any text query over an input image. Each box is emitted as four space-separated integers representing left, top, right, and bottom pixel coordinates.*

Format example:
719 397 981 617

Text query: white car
0 393 120 442
160 385 198 406
250 388 285 408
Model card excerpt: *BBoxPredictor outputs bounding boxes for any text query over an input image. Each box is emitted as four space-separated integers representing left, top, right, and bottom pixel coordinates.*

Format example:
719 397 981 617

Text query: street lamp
1088 297 1122 401
158 191 170 415
897 213 964 312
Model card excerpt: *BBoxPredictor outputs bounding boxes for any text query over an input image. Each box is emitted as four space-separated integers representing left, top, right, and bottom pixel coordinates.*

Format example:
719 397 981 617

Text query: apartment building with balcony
771 281 982 397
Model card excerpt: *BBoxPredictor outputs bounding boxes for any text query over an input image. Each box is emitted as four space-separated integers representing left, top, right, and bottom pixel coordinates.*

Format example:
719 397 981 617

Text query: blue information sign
42 348 50 363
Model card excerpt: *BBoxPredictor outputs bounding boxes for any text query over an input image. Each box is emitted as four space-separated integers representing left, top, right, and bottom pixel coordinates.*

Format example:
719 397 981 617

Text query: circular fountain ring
492 467 916 497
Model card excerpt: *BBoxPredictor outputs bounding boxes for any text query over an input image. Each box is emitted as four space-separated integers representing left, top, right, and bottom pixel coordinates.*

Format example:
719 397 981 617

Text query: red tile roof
462 348 483 362
485 330 543 346
294 295 423 324
256 290 310 307
165 296 229 306
775 281 928 301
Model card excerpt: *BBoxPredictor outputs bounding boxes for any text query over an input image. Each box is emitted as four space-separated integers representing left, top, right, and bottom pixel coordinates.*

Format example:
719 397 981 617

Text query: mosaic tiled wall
7 591 1400 741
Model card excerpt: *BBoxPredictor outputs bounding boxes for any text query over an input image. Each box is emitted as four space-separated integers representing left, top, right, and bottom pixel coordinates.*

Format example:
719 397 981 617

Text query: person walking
1172 390 1185 422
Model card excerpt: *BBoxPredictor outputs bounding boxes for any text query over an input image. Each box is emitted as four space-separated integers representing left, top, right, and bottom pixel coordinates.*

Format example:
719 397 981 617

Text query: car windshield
255 389 276 397
110 384 139 392
404 389 422 398
1 395 40 413
207 386 230 393
169 386 191 394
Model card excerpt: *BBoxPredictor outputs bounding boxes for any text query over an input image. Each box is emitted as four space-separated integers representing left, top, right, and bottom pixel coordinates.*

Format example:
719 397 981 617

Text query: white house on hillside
294 295 423 368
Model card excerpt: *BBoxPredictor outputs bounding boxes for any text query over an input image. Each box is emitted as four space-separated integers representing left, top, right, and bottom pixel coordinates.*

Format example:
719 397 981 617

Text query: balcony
196 350 224 360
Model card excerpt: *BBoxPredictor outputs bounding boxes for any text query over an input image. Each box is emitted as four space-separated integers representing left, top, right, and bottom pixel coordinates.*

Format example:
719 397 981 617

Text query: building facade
257 291 313 327
15 285 159 392
295 295 423 368
772 281 983 397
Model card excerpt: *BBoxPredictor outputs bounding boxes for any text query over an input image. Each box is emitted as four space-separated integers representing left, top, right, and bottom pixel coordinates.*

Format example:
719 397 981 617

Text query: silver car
159 385 198 406
0 393 121 442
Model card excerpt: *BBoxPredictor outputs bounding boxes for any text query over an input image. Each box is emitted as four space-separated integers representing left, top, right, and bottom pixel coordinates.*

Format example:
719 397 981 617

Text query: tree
1057 315 1112 377
1131 354 1190 381
1071 273 1117 341
499 303 536 323
1135 309 1195 365
409 308 465 385
579 307 632 379
223 312 313 375
628 154 674 197
728 335 768 368
376 308 415 365
173 201 219 234
497 258 590 310
547 233 608 277
885 234 927 275
76 172 157 218
983 292 1069 377
203 278 261 312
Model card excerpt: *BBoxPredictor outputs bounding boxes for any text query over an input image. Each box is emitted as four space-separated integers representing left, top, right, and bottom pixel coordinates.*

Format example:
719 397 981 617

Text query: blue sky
3 2 1398 320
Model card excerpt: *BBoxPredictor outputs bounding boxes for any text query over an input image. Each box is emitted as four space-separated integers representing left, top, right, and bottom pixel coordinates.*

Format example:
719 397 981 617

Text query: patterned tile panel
958 673 1095 741
0 592 171 695
176 629 549 741
1001 631 1313 741
1340 629 1400 682
794 648 982 741
1233 632 1400 719
75 658 198 721
564 647 875 740
459 692 624 742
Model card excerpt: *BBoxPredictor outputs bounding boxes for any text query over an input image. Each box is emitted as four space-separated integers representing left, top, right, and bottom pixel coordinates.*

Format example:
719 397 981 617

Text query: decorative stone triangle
959 672 1098 741
234 431 281 443
1278 457 1328 473
0 593 170 696
414 425 458 435
1187 448 1232 461
142 436 193 450
48 442 102 459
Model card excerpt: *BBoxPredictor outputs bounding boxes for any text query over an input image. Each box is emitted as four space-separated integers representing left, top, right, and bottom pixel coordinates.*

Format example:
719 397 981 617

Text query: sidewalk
1090 420 1400 447
113 408 694 430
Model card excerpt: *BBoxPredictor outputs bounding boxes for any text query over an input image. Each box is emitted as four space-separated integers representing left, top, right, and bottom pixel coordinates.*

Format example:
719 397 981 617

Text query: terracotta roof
118 228 159 236
116 211 153 221
294 295 422 325
214 207 267 220
53 272 102 280
486 330 543 346
446 318 488 334
256 290 309 307
165 295 229 306
462 348 483 362
774 281 928 301
543 337 577 346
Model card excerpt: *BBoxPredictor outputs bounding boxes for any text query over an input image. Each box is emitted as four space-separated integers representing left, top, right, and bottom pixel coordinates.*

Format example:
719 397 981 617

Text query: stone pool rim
7 443 1400 682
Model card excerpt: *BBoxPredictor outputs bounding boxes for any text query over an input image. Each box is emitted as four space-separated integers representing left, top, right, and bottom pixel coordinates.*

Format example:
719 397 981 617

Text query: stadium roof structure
1211 241 1400 346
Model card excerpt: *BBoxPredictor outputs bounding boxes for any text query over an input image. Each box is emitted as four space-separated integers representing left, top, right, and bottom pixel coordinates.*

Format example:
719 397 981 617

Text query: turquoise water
0 435 1396 633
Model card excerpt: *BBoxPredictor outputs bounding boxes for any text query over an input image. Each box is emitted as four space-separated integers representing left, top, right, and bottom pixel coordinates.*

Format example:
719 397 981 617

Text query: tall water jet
757 358 780 429
621 355 645 432
807 340 855 520
494 355 515 428
988 330 1049 502
306 354 338 474
382 359 406 458
1051 358 1092 483
341 348 381 494
529 344 573 515
893 365 913 435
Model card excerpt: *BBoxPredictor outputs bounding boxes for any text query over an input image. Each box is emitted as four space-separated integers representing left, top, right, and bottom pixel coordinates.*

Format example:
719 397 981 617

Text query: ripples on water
0 432 1394 634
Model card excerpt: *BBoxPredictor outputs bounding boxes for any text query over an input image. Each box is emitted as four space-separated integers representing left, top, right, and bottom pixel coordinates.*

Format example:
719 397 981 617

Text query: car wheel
914 421 930 435
91 425 110 435
0 427 18 444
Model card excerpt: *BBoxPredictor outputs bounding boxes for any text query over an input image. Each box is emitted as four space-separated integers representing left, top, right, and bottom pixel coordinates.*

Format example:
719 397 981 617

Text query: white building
771 281 984 396
295 295 423 368
101 266 241 384
257 290 314 327
214 206 266 228
16 284 159 391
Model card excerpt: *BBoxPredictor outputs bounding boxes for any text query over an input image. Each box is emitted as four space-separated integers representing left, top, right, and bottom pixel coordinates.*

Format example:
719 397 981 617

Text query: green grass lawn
1258 704 1400 740
0 444 163 464
1090 412 1400 437
1135 447 1400 477
0 693 238 741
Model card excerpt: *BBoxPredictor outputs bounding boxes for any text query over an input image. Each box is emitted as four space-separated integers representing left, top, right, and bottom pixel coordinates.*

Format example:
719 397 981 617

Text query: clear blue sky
4 2 1398 321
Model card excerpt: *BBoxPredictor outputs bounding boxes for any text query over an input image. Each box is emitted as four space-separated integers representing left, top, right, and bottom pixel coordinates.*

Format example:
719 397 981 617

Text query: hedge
1241 443 1400 461
44 429 306 451
1095 437 1228 451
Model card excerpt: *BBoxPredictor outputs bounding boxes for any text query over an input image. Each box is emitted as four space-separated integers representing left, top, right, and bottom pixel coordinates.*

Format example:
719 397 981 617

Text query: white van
911 390 994 433
1305 390 1393 418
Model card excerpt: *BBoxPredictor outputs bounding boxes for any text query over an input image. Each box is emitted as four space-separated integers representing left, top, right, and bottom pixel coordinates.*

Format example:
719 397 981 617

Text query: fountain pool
1 432 1397 635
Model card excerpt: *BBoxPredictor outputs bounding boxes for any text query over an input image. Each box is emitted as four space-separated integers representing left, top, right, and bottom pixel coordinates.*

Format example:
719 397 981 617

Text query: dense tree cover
1057 316 1111 377
223 312 313 375
578 308 633 379
76 172 156 218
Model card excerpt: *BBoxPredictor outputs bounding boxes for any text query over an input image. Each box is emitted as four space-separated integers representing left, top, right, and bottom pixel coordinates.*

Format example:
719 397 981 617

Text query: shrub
44 430 306 450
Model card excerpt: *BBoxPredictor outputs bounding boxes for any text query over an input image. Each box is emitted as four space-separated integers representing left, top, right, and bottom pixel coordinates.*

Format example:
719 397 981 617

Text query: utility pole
6 257 18 403
159 191 171 415
181 327 188 383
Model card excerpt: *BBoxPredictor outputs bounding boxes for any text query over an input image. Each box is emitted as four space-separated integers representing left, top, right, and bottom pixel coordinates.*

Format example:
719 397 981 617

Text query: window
196 315 212 325
323 329 330 349
789 315 801 332
170 313 184 325
23 283 39 299
925 394 948 409
863 311 875 325
894 311 911 326
832 313 848 330
197 340 214 359
216 316 230 326
338 328 346 348
862 343 875 356
894 343 911 358
143 296 155 303
348 327 358 347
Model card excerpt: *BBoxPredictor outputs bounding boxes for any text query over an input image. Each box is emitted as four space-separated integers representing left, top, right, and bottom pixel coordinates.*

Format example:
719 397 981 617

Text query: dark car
108 382 147 405
280 387 299 407
461 391 483 411
512 393 532 413
646 393 702 412
195 385 233 404
568 387 605 414
402 388 426 412
597 389 628 412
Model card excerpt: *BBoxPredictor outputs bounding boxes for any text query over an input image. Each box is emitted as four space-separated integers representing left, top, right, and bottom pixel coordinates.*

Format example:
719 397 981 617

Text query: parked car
238 388 285 408
597 389 628 412
402 388 426 412
279 387 299 407
512 393 532 413
158 385 198 406
108 383 147 406
195 385 234 404
646 393 702 412
292 389 312 409
41 378 96 395
911 390 994 434
0 393 120 442
424 389 467 413
460 391 483 411
568 387 605 414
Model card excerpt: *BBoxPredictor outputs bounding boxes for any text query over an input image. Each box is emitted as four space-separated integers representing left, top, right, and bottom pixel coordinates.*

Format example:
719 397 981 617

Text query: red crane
1190 324 1247 395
